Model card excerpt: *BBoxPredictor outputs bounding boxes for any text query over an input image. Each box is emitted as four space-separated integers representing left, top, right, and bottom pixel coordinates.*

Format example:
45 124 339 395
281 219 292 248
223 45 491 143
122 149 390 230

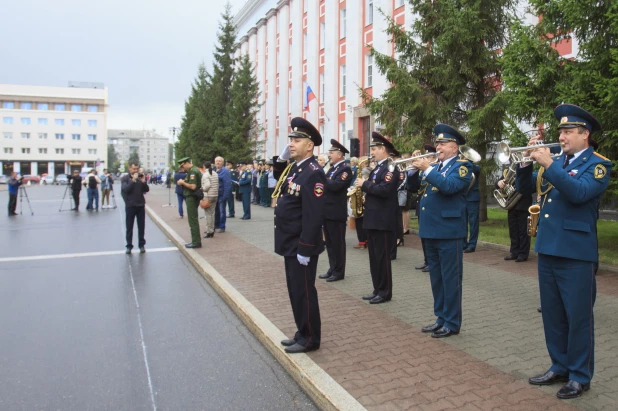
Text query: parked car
42 175 55 185
21 175 41 184
0 175 8 184
55 174 69 185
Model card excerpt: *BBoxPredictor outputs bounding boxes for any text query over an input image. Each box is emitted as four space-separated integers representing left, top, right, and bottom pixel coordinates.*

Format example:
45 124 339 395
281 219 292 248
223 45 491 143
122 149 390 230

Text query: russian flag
304 84 317 112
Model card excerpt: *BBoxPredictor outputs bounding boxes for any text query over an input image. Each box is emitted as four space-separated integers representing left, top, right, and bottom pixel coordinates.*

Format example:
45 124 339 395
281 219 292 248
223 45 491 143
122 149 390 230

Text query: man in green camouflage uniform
177 157 202 248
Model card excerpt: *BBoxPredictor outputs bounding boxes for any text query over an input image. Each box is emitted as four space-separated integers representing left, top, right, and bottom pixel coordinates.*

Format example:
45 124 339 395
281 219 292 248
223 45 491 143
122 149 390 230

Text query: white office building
0 82 108 177
108 129 170 172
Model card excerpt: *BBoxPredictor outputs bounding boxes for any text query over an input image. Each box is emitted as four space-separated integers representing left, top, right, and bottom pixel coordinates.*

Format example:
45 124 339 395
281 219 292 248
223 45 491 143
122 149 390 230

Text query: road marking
0 247 177 263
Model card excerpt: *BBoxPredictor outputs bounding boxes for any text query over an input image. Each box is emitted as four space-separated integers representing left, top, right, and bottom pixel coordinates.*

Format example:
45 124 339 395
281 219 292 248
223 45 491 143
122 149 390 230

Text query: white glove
297 254 310 266
279 145 291 161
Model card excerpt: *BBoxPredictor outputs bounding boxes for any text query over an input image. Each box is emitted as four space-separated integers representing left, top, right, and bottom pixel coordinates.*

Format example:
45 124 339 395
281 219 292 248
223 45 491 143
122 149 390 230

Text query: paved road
0 185 316 411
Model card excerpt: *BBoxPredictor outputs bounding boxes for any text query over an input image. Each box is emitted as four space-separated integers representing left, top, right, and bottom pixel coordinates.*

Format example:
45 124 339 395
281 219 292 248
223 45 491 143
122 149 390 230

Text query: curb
146 205 366 411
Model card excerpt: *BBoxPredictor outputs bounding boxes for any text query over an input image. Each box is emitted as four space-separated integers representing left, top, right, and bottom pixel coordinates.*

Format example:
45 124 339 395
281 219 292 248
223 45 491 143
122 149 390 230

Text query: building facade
233 0 579 159
0 82 108 176
108 129 170 172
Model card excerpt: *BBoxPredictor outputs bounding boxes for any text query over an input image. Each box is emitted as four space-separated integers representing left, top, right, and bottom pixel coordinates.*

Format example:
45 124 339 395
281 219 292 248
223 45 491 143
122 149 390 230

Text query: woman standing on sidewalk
201 161 219 238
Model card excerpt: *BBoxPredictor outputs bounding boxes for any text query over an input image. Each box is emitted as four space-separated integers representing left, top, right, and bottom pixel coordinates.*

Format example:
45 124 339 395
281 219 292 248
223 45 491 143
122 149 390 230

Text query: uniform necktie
563 154 574 169
437 162 443 172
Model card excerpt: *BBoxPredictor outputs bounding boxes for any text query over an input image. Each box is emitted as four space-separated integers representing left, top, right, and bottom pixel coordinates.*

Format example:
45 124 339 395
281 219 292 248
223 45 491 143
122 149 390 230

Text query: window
22 148 31 154
72 119 81 126
39 148 48 154
88 119 97 127
87 105 97 112
21 117 31 125
56 148 64 154
38 133 48 139
340 122 346 141
38 118 48 125
21 133 30 139
72 134 81 140
88 134 97 141
38 103 49 110
304 32 308 56
340 65 346 96
55 104 65 111
2 102 14 109
289 88 292 111
366 0 373 25
320 22 325 50
303 0 308 12
276 50 280 73
88 149 97 155
21 102 32 110
71 104 82 112
72 149 81 154
3 147 13 154
397 0 405 6
3 132 12 139
55 119 65 126
320 73 325 100
340 8 347 38
3 117 13 124
55 133 65 140
366 54 373 87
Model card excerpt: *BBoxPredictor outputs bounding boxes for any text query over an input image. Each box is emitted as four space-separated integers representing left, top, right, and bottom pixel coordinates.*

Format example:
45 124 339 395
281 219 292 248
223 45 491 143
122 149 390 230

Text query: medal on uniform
295 184 300 196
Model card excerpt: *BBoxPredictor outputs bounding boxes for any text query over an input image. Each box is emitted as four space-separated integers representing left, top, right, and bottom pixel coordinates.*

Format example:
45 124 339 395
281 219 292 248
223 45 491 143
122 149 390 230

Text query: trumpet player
413 144 437 273
319 140 352 282
516 104 611 399
354 132 400 304
412 124 472 338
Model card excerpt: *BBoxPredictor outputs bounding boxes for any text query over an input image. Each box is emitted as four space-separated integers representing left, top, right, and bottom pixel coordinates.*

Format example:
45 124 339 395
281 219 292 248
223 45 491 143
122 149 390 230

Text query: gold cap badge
438 133 444 138
561 117 568 124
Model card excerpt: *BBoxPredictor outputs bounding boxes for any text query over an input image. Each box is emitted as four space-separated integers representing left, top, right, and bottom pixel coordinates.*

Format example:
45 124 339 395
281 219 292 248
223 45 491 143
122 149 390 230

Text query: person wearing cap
318 139 352 283
353 132 400 304
411 124 472 338
463 161 481 253
226 161 237 218
411 144 436 273
516 104 611 399
259 162 270 206
176 157 202 248
238 161 252 219
272 117 326 354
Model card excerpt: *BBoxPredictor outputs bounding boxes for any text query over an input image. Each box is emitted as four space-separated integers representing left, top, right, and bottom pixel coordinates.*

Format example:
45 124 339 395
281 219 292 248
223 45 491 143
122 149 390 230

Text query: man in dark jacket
121 162 150 254
174 169 187 218
68 170 83 211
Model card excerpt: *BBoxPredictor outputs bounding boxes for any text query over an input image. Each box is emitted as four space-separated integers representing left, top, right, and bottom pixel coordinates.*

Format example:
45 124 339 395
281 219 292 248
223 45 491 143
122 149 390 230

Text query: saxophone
527 205 540 237
493 162 522 210
348 156 371 218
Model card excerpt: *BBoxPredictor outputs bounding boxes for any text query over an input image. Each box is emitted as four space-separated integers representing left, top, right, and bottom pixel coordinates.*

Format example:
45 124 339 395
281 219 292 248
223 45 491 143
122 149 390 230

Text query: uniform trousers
464 201 479 250
391 207 403 259
125 206 146 249
354 217 367 243
538 253 596 384
323 219 347 278
185 196 201 244
72 189 81 209
227 190 235 216
284 255 321 348
508 209 530 258
241 191 251 218
366 229 393 299
425 238 464 331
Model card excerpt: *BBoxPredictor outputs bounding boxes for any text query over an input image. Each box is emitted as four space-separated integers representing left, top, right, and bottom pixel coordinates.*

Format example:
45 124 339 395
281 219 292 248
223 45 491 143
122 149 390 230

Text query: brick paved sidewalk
145 187 617 411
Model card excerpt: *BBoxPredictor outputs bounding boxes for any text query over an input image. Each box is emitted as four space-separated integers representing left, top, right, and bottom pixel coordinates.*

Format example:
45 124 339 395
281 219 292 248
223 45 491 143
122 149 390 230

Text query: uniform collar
440 155 458 169
295 156 312 168
331 159 345 169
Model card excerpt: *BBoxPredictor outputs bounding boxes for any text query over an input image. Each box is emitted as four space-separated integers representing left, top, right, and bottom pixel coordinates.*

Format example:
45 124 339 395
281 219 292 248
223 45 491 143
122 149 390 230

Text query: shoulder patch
594 164 607 179
309 163 319 171
593 152 610 161
385 172 393 182
341 172 348 180
459 166 468 177
314 183 324 197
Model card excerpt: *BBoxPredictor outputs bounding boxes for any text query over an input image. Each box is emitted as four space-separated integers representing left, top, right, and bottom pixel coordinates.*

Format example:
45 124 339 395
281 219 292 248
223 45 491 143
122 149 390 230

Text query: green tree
363 0 517 220
128 151 140 167
107 144 121 173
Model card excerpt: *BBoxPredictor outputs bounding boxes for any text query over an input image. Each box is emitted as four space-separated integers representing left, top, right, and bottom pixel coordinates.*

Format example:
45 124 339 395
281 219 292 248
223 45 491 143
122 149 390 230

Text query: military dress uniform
413 144 436 272
272 117 326 353
179 157 202 247
228 167 238 217
516 104 611 398
361 132 400 304
463 163 481 252
319 140 352 283
419 125 472 338
238 163 252 219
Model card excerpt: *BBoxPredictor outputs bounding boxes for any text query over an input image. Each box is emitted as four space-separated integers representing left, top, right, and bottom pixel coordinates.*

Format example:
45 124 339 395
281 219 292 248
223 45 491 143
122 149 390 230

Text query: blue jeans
87 188 99 209
215 197 227 229
176 193 185 217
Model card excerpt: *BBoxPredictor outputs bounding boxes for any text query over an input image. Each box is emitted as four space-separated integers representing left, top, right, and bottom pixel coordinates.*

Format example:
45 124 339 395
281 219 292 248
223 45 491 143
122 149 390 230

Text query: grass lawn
409 208 618 266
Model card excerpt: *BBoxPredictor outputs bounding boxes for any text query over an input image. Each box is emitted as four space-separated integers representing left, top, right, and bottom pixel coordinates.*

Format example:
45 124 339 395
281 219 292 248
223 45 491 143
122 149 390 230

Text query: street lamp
162 126 180 208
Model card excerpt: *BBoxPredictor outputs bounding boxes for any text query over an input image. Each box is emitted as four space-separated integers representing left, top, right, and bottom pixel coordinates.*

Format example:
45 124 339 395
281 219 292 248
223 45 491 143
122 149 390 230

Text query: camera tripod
59 184 75 212
19 186 34 216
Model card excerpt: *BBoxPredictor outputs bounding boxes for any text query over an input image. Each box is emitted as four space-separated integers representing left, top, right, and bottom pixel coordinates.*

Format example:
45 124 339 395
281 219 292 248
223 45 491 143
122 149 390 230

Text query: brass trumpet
496 141 563 165
387 152 439 172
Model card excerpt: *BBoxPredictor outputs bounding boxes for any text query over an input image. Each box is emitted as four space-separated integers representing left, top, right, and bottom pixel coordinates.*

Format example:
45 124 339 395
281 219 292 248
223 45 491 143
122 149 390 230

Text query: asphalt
0 185 316 411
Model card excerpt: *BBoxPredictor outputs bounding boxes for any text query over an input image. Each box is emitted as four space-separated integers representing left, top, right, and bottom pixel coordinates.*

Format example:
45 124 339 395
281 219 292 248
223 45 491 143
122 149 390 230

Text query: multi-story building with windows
108 129 170 172
0 82 108 176
233 0 579 159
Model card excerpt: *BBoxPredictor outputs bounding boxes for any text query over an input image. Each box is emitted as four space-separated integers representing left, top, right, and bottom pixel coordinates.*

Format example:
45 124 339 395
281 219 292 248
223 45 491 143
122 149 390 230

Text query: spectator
214 156 232 233
251 160 260 205
100 169 114 209
227 160 237 218
174 168 187 218
201 161 219 238
84 169 101 211
267 160 277 207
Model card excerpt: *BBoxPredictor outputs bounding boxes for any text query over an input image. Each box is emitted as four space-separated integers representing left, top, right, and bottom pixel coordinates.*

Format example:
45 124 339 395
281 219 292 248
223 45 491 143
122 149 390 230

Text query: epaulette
593 152 610 161
456 159 469 162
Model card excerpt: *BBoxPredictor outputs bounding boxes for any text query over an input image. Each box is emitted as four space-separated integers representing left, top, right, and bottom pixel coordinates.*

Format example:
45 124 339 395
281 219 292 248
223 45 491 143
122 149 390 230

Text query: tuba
348 156 371 218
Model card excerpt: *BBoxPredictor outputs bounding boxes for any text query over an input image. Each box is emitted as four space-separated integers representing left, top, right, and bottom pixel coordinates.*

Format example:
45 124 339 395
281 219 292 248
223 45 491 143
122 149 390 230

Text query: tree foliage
107 144 120 173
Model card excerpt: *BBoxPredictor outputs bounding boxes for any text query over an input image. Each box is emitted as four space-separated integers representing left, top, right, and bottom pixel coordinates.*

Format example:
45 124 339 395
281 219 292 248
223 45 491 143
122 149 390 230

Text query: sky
0 0 249 141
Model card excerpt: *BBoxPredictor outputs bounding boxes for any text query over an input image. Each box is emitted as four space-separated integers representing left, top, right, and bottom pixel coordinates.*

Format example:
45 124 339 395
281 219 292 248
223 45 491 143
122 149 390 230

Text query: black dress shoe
528 370 569 386
318 272 332 279
284 343 319 354
537 306 542 313
280 338 296 347
431 326 459 338
403 230 410 235
515 256 528 262
421 323 442 333
326 275 344 282
227 215 235 218
125 248 132 255
422 266 430 273
139 247 146 254
369 295 387 304
504 255 517 260
362 293 376 301
557 380 590 399
463 248 475 253
203 232 214 238
415 263 428 270
184 243 202 249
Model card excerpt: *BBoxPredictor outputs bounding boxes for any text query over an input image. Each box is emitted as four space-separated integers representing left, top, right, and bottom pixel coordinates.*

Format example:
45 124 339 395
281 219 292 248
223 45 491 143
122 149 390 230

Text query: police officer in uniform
354 132 400 304
319 139 352 282
177 157 202 248
463 162 481 253
517 104 611 399
272 117 326 354
412 124 472 338
238 162 252 220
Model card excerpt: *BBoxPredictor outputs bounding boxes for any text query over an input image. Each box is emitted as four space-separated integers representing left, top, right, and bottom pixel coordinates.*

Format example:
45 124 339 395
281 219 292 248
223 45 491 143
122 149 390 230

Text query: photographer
7 172 22 216
84 169 101 211
68 170 83 211
121 163 150 254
